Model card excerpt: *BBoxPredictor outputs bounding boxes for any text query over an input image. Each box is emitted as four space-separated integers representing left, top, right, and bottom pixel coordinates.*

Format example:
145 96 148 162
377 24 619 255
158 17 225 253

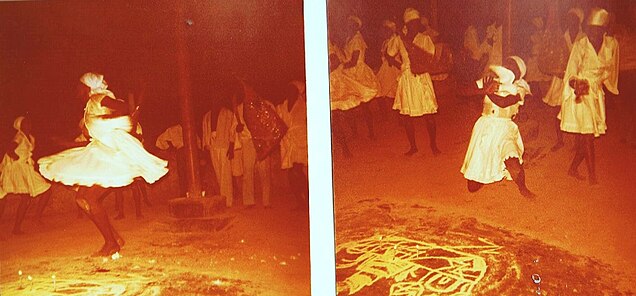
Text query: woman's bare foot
568 169 585 181
92 242 120 257
404 147 418 156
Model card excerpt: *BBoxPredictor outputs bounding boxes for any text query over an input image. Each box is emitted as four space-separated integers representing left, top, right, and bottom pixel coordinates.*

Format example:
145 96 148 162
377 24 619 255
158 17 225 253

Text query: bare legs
402 115 440 156
332 110 352 158
466 158 534 198
76 186 123 257
288 164 309 210
568 134 597 185
504 158 535 198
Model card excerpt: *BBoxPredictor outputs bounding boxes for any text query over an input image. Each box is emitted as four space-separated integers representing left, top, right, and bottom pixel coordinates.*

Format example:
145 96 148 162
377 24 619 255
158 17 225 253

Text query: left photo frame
0 1 331 295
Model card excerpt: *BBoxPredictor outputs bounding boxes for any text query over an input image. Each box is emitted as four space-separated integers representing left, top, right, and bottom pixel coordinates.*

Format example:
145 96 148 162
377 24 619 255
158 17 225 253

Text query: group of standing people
200 78 309 211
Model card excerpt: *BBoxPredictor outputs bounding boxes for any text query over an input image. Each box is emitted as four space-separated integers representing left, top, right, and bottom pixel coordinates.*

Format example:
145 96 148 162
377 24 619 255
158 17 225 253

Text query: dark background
0 0 305 157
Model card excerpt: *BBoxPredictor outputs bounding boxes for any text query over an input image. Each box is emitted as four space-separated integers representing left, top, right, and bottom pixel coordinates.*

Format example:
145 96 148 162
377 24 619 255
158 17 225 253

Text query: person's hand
483 75 499 95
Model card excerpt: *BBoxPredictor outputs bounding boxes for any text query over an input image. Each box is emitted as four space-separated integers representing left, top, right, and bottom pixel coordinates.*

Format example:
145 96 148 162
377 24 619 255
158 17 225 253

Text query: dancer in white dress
376 20 402 118
559 8 619 185
329 32 356 157
38 73 168 256
461 56 535 198
543 8 586 151
341 15 380 140
277 81 308 209
0 116 52 234
388 8 440 156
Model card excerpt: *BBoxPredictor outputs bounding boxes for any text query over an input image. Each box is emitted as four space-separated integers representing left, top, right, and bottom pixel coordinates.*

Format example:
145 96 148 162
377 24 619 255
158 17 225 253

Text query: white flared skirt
461 116 524 184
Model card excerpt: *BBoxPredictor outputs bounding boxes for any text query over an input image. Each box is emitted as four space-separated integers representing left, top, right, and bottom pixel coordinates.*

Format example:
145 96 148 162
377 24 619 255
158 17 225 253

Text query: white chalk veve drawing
336 235 502 295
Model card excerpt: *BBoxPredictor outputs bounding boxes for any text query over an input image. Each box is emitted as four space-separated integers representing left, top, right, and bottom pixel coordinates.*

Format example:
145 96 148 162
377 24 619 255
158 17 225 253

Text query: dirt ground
0 164 310 295
332 78 636 295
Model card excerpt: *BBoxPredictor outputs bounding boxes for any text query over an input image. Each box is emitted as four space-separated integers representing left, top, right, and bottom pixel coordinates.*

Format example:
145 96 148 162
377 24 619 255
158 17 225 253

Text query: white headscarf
12 116 34 146
382 20 397 33
587 7 609 27
80 72 116 98
568 8 585 25
403 8 420 24
508 56 527 79
348 15 362 30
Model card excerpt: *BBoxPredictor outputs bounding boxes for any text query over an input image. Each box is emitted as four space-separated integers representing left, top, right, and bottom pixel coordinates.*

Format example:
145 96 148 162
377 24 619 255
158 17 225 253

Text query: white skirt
330 67 377 111
38 117 168 188
376 61 400 98
392 70 438 116
542 76 564 107
559 86 607 137
461 116 524 184
0 156 50 198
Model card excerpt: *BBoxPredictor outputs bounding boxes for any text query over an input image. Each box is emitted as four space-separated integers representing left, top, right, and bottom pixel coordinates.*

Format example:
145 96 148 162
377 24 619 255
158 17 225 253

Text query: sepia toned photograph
328 0 635 295
0 1 310 295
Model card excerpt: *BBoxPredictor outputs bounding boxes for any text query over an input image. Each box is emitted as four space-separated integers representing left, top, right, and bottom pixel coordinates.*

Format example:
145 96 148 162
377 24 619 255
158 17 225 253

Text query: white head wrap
508 56 527 79
348 15 362 30
403 8 420 24
587 7 609 27
80 72 115 98
382 20 397 33
568 8 585 25
13 116 24 131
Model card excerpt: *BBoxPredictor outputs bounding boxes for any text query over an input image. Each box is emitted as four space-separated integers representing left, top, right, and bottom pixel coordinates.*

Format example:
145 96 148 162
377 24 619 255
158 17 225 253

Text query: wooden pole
502 0 513 58
176 3 202 199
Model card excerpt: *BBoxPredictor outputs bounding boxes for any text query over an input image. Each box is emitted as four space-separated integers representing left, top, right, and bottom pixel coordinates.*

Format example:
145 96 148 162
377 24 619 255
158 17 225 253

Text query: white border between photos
303 0 336 295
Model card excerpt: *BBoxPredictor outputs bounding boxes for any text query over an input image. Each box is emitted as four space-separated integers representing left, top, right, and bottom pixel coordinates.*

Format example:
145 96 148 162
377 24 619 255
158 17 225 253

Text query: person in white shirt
156 124 201 196
276 81 308 209
230 80 273 208
202 97 237 207
559 8 619 185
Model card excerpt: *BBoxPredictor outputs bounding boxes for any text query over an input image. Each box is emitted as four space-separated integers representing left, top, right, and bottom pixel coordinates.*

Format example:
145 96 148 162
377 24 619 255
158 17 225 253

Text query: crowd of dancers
328 6 626 197
0 73 308 258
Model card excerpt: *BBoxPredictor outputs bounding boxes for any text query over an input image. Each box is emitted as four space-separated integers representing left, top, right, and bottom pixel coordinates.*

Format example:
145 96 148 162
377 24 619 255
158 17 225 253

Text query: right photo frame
326 0 636 295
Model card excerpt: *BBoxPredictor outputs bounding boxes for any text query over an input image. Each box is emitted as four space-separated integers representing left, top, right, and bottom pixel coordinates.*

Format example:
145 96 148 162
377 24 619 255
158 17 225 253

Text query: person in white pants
202 103 236 207
231 100 272 208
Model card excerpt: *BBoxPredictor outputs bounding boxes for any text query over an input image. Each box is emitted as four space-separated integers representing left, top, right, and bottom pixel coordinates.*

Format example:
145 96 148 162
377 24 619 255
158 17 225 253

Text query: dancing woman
38 73 168 256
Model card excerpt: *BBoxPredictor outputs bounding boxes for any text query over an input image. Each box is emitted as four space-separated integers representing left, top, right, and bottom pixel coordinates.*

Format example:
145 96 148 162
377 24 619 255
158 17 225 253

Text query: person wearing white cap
559 8 619 185
388 8 440 156
461 56 535 198
0 116 52 234
376 20 402 113
276 81 308 209
38 72 169 257
340 15 380 140
542 8 586 152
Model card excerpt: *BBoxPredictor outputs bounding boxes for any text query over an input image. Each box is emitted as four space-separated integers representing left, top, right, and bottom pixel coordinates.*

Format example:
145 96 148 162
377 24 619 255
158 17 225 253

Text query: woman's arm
100 97 130 117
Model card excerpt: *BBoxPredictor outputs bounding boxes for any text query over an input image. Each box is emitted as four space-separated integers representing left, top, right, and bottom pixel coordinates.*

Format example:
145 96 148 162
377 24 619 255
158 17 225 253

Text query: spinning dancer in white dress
38 73 168 256
461 57 535 198
0 116 52 234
